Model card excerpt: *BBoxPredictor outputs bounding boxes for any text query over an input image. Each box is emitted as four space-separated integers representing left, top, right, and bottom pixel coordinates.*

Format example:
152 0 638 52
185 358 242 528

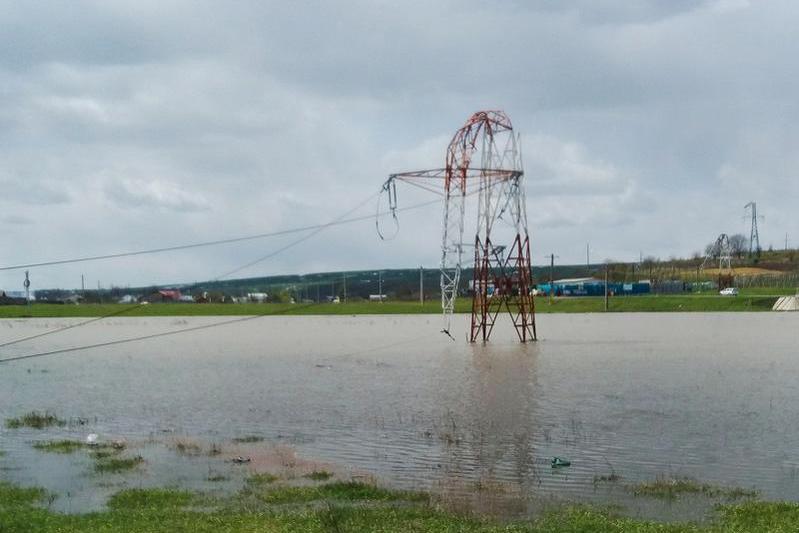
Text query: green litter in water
551 457 571 468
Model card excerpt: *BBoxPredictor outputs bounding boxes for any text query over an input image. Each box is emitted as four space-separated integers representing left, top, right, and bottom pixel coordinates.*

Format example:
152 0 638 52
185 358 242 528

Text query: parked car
719 287 739 296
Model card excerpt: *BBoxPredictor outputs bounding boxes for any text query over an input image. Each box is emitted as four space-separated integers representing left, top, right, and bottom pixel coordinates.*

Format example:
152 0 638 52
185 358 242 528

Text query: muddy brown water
1 313 797 519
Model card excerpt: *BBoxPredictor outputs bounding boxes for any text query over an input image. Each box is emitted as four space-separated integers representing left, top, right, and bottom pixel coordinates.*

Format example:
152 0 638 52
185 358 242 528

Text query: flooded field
1 313 798 520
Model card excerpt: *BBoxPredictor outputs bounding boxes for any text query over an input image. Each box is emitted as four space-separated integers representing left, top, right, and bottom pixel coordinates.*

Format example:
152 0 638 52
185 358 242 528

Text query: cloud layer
0 0 796 289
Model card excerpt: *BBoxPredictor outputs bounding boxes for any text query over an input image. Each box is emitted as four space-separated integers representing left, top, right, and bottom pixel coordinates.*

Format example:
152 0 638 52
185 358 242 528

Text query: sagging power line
0 197 439 273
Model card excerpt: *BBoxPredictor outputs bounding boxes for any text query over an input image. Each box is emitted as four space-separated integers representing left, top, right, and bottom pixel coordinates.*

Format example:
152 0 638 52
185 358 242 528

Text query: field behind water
0 292 784 318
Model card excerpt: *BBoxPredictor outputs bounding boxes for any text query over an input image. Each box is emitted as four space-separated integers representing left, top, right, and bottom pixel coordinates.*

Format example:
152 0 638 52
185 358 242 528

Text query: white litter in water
86 433 98 445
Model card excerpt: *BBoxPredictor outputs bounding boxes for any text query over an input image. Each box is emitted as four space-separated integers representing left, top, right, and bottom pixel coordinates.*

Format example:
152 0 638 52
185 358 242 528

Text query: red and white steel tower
382 111 536 342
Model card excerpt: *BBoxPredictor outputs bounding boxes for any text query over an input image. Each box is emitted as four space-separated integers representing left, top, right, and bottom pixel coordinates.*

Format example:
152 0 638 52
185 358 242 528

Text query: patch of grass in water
304 470 334 481
260 481 428 504
172 439 203 456
90 449 120 460
593 473 622 484
247 473 279 485
5 411 66 429
629 476 758 500
32 440 86 454
107 488 194 510
94 455 144 474
232 435 264 443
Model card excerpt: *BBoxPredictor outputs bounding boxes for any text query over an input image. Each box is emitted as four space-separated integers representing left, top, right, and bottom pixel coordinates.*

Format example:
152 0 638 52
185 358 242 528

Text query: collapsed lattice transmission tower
379 111 536 342
701 233 735 288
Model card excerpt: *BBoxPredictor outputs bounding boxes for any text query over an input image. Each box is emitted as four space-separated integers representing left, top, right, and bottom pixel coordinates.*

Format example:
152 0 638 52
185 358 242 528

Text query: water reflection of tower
434 340 540 514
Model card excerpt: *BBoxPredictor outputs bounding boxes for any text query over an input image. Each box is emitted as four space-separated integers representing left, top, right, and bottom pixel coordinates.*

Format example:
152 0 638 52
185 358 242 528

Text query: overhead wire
0 189 443 363
0 175 502 364
213 189 382 281
0 197 437 273
0 303 149 350
0 303 318 364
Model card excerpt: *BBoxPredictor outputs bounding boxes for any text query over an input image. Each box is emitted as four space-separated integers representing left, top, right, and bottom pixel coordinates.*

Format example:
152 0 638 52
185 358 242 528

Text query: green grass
536 294 778 313
94 455 144 473
172 440 203 455
304 470 334 481
0 481 798 532
0 482 47 506
32 440 86 454
256 481 429 504
628 477 758 500
2 481 799 532
107 488 194 510
246 473 279 485
0 295 783 318
5 411 66 429
231 435 264 443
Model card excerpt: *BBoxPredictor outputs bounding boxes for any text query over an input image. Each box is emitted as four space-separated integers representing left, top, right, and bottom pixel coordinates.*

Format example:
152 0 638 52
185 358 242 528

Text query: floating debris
551 457 571 468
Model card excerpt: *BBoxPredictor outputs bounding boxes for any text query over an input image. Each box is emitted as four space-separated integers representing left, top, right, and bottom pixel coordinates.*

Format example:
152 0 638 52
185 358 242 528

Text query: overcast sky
1 0 796 290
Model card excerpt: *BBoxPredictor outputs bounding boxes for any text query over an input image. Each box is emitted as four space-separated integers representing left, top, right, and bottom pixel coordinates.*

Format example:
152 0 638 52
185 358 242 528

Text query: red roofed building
156 289 181 302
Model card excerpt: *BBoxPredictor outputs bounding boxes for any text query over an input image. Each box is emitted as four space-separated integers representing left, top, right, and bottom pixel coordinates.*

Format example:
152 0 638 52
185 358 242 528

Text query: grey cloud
104 178 211 213
1 214 34 225
0 0 797 288
0 178 71 205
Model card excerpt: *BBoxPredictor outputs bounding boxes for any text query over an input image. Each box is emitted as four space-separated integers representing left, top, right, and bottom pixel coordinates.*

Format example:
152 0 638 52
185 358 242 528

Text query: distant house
148 289 182 302
118 294 137 304
368 294 387 302
247 292 268 303
159 290 181 301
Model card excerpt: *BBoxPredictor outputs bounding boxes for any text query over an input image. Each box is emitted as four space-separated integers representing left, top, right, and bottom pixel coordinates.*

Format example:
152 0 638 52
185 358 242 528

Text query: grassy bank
0 294 782 318
0 480 797 532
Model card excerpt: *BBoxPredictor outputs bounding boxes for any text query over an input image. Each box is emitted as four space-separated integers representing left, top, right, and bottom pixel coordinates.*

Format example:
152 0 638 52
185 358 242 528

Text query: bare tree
728 234 748 258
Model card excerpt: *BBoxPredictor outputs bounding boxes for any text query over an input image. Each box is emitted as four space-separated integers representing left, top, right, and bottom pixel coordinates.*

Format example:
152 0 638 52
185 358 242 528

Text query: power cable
0 303 149 350
0 303 318 364
0 191 442 361
0 198 439 273
212 190 381 281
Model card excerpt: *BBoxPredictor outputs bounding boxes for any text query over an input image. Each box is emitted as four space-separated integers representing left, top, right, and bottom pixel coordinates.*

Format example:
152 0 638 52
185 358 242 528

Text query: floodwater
1 313 798 520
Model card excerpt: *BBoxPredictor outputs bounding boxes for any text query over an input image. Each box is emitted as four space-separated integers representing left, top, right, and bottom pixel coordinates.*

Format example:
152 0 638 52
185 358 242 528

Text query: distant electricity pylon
744 202 762 256
701 233 733 272
701 233 735 289
378 111 536 343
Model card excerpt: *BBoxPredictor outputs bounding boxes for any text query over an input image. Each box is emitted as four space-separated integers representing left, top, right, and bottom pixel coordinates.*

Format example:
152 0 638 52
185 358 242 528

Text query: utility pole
604 264 609 312
786 233 789 251
419 266 424 305
24 270 30 306
81 274 85 293
378 271 383 303
548 253 558 305
316 283 320 303
586 243 590 274
342 273 347 303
